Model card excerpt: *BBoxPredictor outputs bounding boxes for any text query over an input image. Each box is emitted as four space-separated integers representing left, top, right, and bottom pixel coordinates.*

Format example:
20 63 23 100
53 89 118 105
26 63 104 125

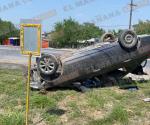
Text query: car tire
101 33 116 42
118 30 138 51
37 55 59 75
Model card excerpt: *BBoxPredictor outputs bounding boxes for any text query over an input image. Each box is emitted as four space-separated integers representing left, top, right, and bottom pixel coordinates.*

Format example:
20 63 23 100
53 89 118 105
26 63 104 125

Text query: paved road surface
0 45 74 66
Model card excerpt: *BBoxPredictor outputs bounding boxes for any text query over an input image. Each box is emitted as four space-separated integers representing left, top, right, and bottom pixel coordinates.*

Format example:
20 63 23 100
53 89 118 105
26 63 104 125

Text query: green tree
80 23 104 40
133 20 150 35
52 18 81 47
0 19 19 44
51 18 105 48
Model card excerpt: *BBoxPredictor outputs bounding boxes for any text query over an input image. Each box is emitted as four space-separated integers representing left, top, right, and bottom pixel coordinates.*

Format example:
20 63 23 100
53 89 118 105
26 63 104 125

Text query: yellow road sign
20 23 41 125
20 24 41 56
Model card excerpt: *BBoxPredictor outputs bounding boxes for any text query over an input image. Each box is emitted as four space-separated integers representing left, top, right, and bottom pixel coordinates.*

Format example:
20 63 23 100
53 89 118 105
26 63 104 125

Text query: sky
0 0 150 32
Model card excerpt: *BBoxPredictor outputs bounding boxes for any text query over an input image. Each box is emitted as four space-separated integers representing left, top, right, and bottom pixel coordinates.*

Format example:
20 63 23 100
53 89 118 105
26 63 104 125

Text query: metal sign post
20 23 41 125
25 52 32 125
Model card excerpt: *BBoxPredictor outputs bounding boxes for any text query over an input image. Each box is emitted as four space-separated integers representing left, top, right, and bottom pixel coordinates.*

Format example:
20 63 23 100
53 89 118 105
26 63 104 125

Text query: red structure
42 39 49 48
2 37 49 48
2 39 10 45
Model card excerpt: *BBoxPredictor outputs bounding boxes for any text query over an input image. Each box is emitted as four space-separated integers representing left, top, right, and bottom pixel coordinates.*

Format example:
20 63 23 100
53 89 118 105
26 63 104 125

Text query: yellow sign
20 24 41 56
20 23 41 125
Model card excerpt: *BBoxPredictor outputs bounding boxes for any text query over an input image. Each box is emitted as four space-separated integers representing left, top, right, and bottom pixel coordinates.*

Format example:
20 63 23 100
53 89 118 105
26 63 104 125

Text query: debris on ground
143 98 150 102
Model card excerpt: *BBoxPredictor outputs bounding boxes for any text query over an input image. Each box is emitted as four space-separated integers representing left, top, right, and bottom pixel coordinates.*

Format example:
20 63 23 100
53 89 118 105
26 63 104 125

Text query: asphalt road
0 45 75 66
0 46 29 65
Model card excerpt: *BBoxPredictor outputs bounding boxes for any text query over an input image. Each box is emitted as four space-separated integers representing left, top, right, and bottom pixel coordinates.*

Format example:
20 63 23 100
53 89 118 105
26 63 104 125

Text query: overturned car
30 30 150 90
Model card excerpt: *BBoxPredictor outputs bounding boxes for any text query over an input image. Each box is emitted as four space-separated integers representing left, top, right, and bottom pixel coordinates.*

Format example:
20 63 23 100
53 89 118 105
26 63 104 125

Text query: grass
0 69 150 125
88 105 129 125
0 112 24 125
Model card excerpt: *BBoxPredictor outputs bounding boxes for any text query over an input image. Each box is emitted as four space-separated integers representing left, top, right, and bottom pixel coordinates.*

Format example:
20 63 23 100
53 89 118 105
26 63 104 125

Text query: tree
133 20 150 35
0 19 19 44
80 23 104 40
51 18 81 47
51 18 105 48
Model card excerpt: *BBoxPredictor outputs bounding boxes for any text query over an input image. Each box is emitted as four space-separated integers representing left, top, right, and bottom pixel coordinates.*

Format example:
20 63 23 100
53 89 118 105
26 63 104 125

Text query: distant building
3 37 20 46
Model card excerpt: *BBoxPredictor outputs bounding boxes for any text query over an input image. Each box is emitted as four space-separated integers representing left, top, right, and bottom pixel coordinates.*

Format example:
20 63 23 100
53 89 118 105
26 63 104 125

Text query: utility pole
129 0 137 29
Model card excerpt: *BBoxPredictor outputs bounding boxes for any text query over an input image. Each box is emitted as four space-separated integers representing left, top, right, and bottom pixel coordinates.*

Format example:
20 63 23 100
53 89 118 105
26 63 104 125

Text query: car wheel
101 33 116 42
118 30 138 51
37 55 59 75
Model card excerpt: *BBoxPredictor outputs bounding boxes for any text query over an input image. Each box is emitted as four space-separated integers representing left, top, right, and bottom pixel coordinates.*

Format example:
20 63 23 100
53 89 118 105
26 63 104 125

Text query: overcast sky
0 0 150 32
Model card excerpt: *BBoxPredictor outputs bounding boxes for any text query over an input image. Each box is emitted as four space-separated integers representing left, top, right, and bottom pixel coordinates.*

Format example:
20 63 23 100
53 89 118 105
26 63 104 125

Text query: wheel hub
125 34 133 44
39 57 55 74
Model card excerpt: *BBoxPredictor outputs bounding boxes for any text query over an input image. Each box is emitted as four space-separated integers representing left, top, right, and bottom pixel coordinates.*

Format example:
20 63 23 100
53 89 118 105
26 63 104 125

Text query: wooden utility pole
129 0 136 29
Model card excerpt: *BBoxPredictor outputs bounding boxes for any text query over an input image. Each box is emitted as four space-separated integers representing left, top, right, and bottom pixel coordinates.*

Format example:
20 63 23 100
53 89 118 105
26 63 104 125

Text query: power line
99 25 129 28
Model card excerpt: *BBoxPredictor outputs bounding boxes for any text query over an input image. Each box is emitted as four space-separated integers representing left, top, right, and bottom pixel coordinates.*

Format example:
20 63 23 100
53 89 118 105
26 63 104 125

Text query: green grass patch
30 94 57 109
86 90 105 109
88 105 128 125
0 112 24 125
67 101 83 118
0 69 150 125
